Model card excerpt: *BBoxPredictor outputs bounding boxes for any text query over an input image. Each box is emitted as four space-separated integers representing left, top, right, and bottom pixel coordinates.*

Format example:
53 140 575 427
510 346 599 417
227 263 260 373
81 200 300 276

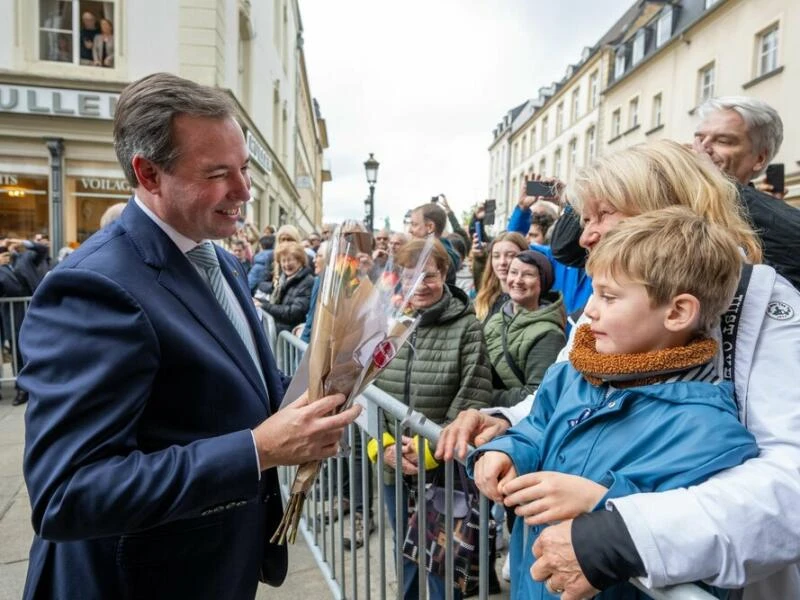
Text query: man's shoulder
740 185 800 225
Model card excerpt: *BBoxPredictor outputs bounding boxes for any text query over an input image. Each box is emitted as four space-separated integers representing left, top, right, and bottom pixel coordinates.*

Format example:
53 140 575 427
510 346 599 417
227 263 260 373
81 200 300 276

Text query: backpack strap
720 264 753 405
724 264 776 425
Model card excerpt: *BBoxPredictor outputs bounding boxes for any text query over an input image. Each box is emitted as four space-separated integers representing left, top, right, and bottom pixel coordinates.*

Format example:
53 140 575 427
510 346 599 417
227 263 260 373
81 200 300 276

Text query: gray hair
99 201 127 228
698 96 783 175
113 73 235 187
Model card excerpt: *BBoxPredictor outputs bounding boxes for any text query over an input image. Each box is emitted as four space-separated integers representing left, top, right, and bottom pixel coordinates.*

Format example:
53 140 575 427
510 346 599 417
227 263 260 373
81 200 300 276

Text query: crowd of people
5 70 800 600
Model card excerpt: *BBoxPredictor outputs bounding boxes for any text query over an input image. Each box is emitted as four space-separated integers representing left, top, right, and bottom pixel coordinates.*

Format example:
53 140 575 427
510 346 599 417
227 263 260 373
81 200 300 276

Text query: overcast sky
300 0 634 231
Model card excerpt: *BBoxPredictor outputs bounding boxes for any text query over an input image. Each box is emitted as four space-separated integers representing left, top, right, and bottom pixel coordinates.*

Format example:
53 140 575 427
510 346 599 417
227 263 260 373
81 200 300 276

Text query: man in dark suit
19 72 360 599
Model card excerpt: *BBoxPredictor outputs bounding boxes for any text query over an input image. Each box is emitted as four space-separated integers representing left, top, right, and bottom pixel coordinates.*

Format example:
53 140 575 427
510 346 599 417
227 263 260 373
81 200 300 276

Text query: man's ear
131 155 160 195
425 220 435 236
751 148 769 178
664 293 701 333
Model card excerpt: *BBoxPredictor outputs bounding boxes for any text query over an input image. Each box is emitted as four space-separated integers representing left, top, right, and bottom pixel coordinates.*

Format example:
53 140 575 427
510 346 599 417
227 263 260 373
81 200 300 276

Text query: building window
656 6 673 48
69 176 133 242
522 134 529 158
553 148 562 178
698 62 715 103
758 25 779 76
541 116 549 145
586 126 596 161
568 138 578 174
556 103 564 135
652 93 662 127
614 47 627 79
611 109 621 138
539 157 547 176
530 127 536 154
0 173 50 241
281 105 289 164
39 0 117 67
629 97 639 129
513 142 519 166
571 88 580 123
632 30 645 65
588 71 599 110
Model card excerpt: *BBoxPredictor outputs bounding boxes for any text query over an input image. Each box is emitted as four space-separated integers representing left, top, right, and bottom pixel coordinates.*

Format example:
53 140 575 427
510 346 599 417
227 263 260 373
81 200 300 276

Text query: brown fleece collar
569 325 718 387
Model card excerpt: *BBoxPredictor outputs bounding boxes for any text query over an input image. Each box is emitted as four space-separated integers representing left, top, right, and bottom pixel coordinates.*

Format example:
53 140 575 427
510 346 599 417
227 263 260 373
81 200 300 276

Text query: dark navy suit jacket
19 201 288 599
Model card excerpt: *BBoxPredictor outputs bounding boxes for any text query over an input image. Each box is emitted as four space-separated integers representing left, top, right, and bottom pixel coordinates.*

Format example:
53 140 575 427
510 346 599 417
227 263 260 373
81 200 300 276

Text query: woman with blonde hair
571 139 761 261
440 139 800 599
473 232 528 322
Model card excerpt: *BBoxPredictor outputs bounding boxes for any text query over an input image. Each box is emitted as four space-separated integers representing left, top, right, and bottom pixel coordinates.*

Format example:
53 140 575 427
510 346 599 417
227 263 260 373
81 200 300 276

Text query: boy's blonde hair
586 207 743 334
572 140 762 263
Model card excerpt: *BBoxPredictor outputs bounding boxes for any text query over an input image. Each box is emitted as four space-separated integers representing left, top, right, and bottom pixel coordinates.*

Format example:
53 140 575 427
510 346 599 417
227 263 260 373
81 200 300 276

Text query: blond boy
469 207 758 600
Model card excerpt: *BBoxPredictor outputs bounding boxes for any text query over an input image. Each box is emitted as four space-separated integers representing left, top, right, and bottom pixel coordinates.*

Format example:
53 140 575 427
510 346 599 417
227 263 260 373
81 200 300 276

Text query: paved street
0 383 509 599
0 383 29 600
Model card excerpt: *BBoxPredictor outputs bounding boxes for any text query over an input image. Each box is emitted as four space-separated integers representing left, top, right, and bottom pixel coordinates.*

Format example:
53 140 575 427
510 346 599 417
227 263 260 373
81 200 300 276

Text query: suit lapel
120 201 269 410
219 252 285 415
158 261 269 410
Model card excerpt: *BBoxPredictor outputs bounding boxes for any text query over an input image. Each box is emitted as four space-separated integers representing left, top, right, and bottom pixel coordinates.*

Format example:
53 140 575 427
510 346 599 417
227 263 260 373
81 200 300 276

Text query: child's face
584 270 671 355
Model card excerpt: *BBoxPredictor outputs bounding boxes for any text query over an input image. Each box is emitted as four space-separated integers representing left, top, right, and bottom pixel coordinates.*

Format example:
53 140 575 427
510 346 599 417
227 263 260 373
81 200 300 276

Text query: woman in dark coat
257 241 313 334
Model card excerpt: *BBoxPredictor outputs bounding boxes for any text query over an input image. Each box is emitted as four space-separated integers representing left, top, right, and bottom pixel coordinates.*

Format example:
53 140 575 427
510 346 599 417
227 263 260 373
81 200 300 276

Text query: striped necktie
186 242 267 391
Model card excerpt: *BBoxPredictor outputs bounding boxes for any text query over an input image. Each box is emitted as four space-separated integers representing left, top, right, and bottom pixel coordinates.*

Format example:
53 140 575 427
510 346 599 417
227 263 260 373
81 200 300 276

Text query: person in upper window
92 18 114 68
79 12 99 65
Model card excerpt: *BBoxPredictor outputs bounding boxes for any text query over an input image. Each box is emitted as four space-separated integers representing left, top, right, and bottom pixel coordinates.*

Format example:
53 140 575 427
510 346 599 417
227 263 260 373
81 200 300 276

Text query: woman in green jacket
484 249 566 408
369 238 492 600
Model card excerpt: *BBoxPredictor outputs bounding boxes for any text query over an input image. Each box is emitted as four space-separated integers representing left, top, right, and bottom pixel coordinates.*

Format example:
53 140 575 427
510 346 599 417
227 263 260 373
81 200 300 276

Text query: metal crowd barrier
273 331 716 600
0 296 32 385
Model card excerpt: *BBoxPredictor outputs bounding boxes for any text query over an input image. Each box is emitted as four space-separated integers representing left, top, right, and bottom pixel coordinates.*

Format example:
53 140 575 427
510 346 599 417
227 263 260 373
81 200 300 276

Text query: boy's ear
664 293 701 333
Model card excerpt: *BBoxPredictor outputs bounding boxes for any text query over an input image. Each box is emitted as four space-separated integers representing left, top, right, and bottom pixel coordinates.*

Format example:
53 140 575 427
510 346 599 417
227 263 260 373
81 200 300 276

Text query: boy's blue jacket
468 360 758 600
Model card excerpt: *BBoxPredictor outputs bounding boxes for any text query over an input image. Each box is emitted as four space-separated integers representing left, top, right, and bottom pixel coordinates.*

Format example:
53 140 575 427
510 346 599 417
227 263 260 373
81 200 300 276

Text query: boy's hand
502 472 607 526
473 451 517 503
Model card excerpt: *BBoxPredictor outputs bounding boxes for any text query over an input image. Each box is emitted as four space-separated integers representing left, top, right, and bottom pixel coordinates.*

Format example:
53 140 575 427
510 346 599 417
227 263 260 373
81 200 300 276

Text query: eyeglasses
279 236 293 242
401 270 442 286
375 236 389 241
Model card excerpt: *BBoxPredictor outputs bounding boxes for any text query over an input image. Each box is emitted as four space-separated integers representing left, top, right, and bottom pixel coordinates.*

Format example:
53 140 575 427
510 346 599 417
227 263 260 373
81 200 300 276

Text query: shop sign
76 177 132 193
0 84 119 120
246 131 272 173
0 174 19 185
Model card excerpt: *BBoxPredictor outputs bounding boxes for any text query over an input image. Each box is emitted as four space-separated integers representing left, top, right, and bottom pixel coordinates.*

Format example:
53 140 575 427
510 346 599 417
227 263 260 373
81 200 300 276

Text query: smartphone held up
526 180 557 198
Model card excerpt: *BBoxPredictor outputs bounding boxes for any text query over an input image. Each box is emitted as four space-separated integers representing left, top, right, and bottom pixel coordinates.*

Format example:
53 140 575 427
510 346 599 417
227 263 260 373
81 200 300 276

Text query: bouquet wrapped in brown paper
271 224 434 544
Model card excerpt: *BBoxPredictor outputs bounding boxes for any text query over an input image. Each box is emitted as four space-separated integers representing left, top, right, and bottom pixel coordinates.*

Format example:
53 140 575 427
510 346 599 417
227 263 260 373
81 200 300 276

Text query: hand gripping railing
273 331 716 600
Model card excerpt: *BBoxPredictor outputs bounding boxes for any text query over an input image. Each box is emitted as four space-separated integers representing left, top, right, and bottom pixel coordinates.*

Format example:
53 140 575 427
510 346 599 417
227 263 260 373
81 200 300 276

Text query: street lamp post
363 153 379 233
